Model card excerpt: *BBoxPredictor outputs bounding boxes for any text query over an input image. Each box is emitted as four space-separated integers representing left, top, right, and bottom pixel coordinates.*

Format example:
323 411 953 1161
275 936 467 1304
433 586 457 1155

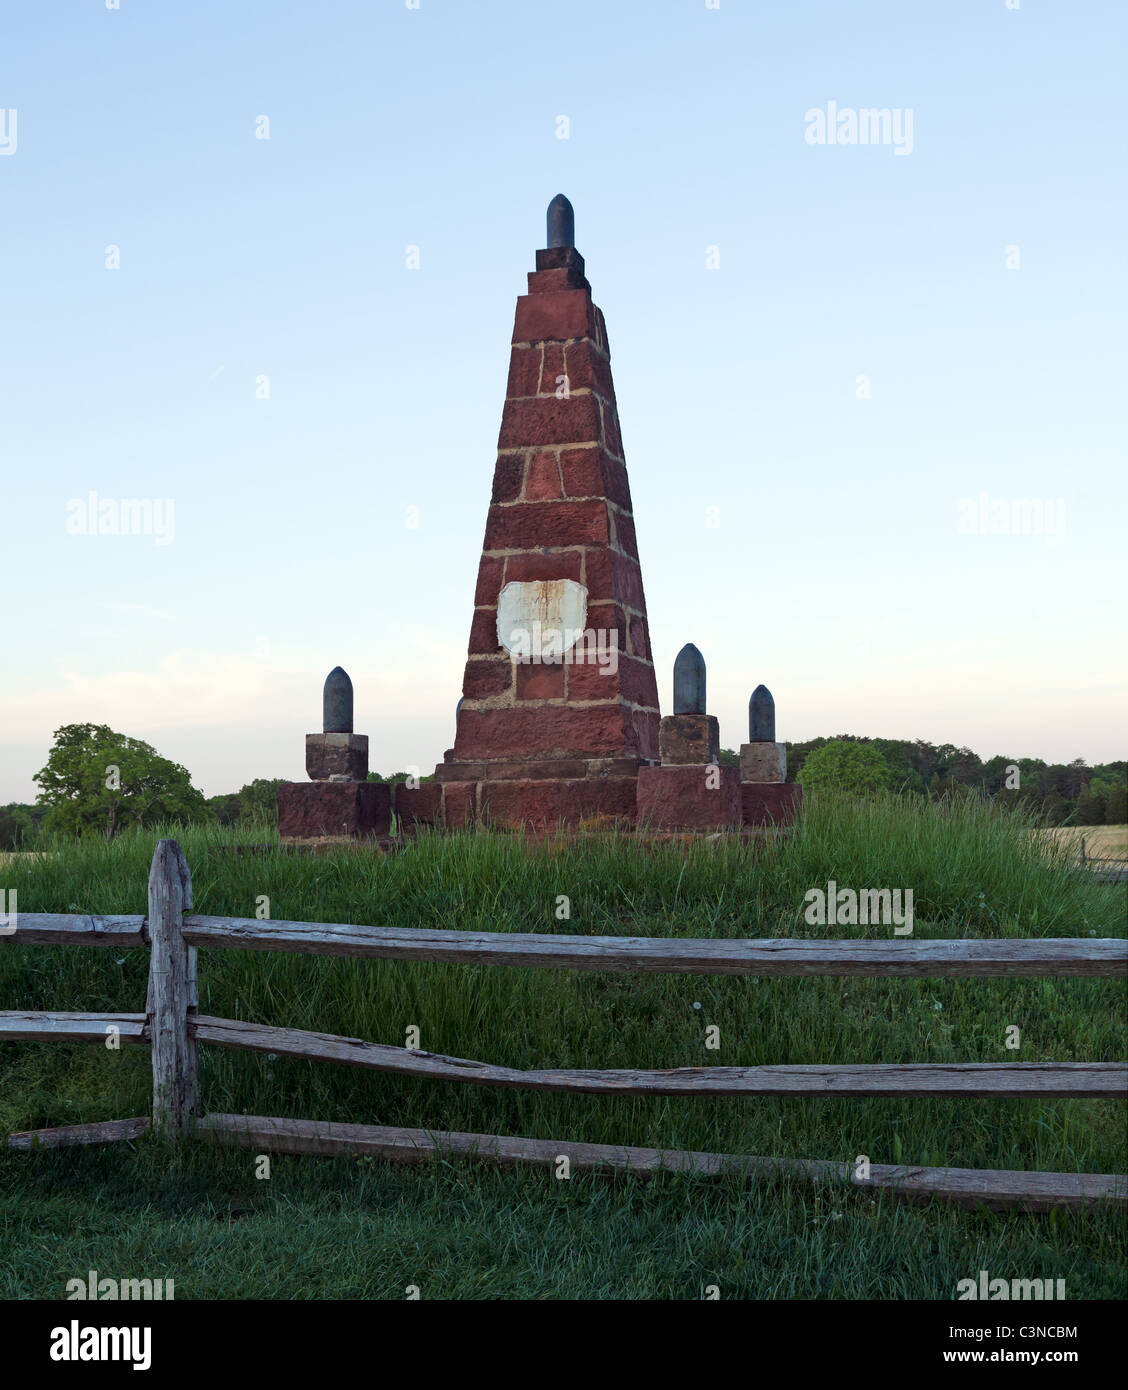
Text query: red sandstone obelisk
434 196 660 828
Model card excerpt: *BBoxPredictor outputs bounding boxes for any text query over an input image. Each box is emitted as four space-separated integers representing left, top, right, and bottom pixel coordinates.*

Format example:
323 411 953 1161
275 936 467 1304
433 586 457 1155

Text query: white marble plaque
496 579 589 662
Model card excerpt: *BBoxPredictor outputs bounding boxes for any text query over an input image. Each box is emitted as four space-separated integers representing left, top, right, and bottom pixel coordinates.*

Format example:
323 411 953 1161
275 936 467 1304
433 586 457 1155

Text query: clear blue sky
1 0 1125 800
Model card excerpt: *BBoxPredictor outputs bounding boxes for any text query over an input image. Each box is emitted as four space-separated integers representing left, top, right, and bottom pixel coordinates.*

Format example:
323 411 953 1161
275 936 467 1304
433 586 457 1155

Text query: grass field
1 792 1125 1300
1044 825 1128 861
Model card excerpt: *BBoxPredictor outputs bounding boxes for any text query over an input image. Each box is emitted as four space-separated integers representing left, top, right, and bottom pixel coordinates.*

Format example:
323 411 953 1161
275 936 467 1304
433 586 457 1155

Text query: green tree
1040 790 1071 826
949 746 984 785
797 739 889 794
1106 785 1127 825
993 786 1032 815
929 773 963 800
1075 787 1107 826
0 803 47 848
207 793 243 826
34 723 210 841
872 739 925 795
1018 757 1048 790
237 778 283 825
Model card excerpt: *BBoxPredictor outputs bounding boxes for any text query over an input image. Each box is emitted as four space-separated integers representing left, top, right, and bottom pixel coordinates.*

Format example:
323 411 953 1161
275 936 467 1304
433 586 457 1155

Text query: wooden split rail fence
2 839 1127 1212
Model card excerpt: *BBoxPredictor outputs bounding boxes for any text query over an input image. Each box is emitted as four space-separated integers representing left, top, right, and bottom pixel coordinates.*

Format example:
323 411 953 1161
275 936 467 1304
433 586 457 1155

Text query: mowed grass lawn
1 792 1125 1300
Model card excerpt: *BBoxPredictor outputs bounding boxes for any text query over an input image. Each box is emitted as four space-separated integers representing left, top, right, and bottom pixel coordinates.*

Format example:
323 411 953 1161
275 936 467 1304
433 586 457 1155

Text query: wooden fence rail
2 838 1126 1212
3 1010 1121 1100
0 1011 148 1043
7 914 147 947
196 1115 1127 1214
9 911 1127 977
191 1015 1127 1098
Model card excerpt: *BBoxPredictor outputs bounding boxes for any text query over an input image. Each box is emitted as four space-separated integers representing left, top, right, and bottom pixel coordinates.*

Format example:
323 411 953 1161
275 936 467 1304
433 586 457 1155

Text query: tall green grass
1 790 1124 1299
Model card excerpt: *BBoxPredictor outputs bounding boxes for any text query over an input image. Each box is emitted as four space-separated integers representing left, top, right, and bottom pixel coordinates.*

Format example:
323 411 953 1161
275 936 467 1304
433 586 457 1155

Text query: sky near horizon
1 0 1125 802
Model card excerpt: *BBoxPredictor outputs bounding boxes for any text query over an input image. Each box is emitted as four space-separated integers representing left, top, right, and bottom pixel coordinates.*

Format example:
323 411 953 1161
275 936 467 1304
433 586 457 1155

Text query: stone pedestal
278 781 391 839
306 733 368 782
659 713 720 766
739 741 786 783
636 764 741 831
741 782 803 828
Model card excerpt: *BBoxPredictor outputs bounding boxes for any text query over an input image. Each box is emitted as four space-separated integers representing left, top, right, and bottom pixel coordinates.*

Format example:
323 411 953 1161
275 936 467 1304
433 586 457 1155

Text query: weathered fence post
147 839 197 1136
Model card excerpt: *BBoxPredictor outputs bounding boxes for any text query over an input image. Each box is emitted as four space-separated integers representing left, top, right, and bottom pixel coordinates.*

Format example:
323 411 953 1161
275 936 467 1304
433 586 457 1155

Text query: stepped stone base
280 769 802 837
436 754 645 783
418 754 646 831
278 781 391 839
480 776 638 829
741 782 803 827
636 764 742 831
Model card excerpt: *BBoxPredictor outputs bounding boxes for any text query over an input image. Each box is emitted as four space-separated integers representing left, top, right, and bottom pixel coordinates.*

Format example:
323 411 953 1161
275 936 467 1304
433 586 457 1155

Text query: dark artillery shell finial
547 194 575 249
323 666 354 734
749 684 775 742
673 643 706 715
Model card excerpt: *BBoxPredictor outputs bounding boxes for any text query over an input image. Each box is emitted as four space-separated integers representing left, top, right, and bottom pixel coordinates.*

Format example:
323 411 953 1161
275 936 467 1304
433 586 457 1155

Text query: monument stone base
636 764 742 831
278 781 391 839
740 782 803 827
425 754 645 830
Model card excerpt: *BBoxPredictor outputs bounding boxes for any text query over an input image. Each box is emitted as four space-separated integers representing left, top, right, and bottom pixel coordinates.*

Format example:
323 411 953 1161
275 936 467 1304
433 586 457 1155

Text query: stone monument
277 198 805 840
739 683 803 827
636 645 741 830
426 194 662 828
277 668 391 839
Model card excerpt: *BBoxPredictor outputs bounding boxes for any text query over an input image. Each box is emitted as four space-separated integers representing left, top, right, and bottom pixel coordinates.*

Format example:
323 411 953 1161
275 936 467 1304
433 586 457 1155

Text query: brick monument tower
431 195 660 828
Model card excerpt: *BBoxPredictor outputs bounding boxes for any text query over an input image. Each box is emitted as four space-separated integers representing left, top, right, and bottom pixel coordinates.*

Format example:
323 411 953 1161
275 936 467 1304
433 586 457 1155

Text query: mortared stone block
635 764 741 831
739 742 787 784
393 782 443 831
659 714 719 766
278 781 390 839
481 777 637 830
441 781 477 829
741 782 803 828
305 733 369 782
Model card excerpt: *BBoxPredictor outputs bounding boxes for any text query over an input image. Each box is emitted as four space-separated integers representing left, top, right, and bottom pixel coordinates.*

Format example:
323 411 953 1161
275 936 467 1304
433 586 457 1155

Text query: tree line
771 735 1126 826
0 723 1123 847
